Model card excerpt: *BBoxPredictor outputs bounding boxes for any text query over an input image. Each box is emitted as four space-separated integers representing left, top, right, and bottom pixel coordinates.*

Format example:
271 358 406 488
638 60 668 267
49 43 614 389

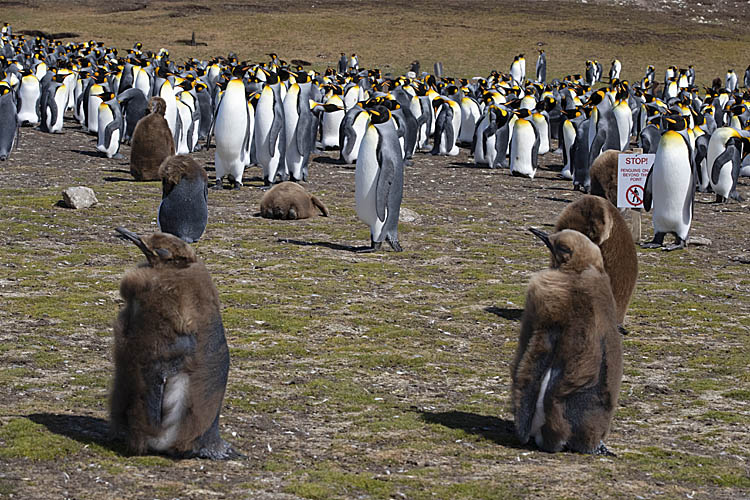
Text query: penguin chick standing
554 195 637 326
130 97 176 181
355 105 404 252
110 228 237 460
158 155 209 243
511 228 623 455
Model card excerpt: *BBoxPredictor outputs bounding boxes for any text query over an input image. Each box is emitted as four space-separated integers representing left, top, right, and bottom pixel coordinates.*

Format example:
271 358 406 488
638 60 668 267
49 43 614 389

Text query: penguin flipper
431 107 447 154
710 145 735 186
643 165 654 212
269 109 284 158
531 121 540 170
48 95 59 132
375 139 395 223
444 112 455 153
297 106 313 156
341 117 357 159
102 119 120 154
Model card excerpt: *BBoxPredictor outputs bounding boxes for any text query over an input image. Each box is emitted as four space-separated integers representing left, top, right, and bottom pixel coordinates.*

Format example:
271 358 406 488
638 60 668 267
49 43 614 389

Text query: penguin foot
211 179 224 190
231 180 242 190
640 242 663 249
715 194 728 203
354 245 377 253
617 324 629 335
386 236 403 252
593 442 616 457
730 191 744 202
662 241 686 251
192 439 243 461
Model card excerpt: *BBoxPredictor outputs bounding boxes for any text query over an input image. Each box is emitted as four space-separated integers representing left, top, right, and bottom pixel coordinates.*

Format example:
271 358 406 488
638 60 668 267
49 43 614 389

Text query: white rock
688 236 711 247
62 186 98 209
399 207 421 224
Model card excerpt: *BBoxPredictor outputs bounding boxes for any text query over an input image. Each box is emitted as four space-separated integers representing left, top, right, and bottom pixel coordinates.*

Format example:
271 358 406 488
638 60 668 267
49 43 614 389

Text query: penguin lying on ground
511 228 623 455
260 181 329 220
110 228 238 460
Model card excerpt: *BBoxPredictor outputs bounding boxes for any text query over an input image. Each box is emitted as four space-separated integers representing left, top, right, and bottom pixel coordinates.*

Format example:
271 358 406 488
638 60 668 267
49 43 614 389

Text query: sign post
617 151 654 242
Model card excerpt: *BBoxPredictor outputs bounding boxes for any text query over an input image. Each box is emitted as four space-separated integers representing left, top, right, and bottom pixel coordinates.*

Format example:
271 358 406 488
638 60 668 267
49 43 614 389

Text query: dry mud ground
1 1 750 499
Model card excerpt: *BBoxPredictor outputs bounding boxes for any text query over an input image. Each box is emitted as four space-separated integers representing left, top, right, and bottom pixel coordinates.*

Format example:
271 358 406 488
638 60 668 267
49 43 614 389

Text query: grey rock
62 186 98 209
399 207 421 224
688 236 712 247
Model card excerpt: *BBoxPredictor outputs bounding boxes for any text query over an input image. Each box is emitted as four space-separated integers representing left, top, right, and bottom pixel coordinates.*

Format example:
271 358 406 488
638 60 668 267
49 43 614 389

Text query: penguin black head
0 84 11 96
529 228 604 274
116 227 197 268
664 115 689 131
296 71 311 84
368 105 391 125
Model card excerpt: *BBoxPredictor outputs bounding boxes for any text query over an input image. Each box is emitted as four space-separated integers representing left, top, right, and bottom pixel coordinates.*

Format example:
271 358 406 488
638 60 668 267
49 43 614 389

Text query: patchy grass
0 1 749 499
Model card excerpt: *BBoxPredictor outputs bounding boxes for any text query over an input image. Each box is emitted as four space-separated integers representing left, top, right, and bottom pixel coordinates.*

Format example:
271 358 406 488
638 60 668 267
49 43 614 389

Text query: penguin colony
1 23 749 457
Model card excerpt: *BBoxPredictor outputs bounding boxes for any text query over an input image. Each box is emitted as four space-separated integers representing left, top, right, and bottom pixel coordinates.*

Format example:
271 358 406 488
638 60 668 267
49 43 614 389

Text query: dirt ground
1 2 750 499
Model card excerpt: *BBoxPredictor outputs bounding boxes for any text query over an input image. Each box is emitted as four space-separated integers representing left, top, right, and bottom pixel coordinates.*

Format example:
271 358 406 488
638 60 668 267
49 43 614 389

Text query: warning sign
617 153 654 208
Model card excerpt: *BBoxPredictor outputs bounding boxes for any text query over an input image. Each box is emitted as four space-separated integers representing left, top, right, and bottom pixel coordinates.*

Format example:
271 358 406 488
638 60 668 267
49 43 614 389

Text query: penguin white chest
147 373 190 452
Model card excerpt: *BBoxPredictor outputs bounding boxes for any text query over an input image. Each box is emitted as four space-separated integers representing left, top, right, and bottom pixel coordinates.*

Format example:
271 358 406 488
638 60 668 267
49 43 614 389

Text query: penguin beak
529 227 554 254
115 227 152 257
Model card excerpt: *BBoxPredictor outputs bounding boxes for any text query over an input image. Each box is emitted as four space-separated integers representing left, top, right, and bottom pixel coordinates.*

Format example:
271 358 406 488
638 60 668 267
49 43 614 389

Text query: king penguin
39 73 68 134
255 71 287 185
213 77 251 189
535 49 546 84
642 116 695 251
708 127 749 202
158 155 209 243
110 228 238 459
97 92 124 159
511 228 622 455
431 97 461 156
16 69 41 126
509 109 540 178
339 105 370 164
0 83 18 160
355 105 404 252
283 71 317 181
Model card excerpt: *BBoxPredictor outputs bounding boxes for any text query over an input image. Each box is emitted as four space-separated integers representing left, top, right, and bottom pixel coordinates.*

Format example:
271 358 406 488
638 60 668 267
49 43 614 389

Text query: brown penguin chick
554 195 637 326
589 149 628 205
109 228 238 460
510 228 623 455
130 97 175 181
259 181 329 220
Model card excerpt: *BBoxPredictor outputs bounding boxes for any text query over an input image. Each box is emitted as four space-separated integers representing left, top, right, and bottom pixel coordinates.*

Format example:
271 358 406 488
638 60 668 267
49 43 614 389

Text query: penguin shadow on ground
446 161 492 169
542 196 573 204
484 306 524 321
279 238 369 253
27 413 126 455
71 149 106 159
313 155 349 167
417 410 523 449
